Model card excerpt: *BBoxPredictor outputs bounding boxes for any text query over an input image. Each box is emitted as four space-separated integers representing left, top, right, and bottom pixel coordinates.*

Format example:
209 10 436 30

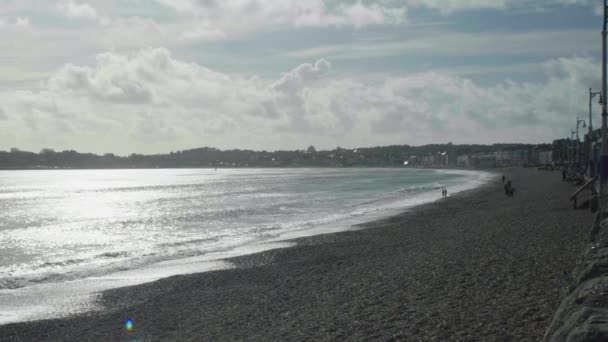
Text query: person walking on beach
444 188 448 198
502 175 505 183
504 180 515 197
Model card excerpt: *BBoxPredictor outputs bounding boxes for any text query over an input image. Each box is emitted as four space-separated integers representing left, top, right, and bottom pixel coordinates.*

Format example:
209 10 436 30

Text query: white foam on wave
0 241 295 325
268 169 495 240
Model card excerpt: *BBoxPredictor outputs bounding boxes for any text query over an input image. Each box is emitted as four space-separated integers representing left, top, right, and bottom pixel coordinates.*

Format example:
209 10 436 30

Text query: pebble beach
0 168 595 341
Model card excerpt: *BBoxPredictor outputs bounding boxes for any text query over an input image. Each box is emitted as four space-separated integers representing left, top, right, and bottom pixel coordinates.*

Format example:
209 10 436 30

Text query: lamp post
571 130 577 166
577 117 587 168
577 117 587 140
600 0 608 217
590 89 602 177
590 88 601 133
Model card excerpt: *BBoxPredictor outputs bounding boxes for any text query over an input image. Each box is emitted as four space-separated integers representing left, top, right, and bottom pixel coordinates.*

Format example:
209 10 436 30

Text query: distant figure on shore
504 180 515 197
444 188 448 198
502 175 505 183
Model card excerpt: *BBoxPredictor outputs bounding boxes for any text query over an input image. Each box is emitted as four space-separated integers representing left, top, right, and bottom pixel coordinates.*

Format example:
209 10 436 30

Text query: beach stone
599 218 608 230
594 222 608 244
545 216 608 342
574 261 608 287
557 307 608 342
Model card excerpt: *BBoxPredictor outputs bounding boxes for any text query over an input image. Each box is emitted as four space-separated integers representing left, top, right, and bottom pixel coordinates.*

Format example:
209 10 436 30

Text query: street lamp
589 91 603 177
600 0 608 217
576 117 587 168
590 88 601 133
577 117 587 140
570 130 577 166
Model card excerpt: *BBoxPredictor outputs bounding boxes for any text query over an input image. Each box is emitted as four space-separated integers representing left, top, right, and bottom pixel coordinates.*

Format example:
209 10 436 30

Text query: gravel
0 168 595 341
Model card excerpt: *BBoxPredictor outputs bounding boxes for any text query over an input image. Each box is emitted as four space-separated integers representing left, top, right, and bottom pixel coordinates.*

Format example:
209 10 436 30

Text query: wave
0 169 493 293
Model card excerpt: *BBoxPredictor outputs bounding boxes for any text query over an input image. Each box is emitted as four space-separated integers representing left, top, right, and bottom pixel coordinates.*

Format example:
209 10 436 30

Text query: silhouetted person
504 180 515 197
502 175 505 183
444 188 448 198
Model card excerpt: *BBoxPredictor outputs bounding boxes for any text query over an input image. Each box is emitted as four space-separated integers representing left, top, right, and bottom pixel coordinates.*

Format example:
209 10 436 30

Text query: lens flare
125 318 134 332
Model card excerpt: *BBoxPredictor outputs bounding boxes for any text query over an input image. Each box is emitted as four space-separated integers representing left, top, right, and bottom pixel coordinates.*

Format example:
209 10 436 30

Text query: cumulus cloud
132 110 178 142
57 0 98 20
542 57 599 86
0 47 599 154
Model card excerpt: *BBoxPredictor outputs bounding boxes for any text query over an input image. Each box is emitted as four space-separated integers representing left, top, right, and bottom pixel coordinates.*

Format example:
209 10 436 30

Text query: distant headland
0 143 551 169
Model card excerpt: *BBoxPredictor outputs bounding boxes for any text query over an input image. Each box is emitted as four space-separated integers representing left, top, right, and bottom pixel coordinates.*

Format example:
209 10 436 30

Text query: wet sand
0 168 595 341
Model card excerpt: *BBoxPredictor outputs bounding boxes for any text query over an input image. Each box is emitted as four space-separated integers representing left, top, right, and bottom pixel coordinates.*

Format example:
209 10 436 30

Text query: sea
0 168 493 324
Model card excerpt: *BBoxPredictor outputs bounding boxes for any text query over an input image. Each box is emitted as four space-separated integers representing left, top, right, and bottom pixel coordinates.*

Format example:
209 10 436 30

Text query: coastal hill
0 143 547 169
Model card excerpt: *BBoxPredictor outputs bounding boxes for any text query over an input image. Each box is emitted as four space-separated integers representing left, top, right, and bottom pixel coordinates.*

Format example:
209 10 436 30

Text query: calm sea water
0 168 492 323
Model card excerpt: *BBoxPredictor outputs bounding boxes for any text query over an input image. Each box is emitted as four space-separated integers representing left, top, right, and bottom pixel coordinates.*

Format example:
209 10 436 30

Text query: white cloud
15 17 30 27
272 59 331 94
0 48 599 153
404 0 507 14
179 24 226 42
0 17 31 29
285 29 598 62
337 2 406 27
556 0 594 5
57 1 98 20
156 0 407 41
542 57 599 86
404 0 595 14
97 17 168 50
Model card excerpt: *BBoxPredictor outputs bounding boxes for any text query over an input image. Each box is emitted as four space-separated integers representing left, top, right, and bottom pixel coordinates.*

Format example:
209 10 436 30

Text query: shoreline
0 167 594 341
0 165 499 171
0 168 491 326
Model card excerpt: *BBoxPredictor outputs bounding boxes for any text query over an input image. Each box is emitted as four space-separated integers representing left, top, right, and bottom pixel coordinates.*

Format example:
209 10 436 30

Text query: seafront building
551 128 602 177
449 147 553 169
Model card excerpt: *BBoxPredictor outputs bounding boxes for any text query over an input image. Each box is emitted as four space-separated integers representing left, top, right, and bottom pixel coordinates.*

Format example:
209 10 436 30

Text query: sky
0 0 604 154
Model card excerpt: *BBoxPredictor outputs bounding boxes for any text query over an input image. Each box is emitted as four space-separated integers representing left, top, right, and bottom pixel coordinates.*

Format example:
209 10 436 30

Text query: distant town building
538 151 553 165
495 150 512 167
552 138 572 164
457 155 473 168
473 154 497 168
456 154 495 168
